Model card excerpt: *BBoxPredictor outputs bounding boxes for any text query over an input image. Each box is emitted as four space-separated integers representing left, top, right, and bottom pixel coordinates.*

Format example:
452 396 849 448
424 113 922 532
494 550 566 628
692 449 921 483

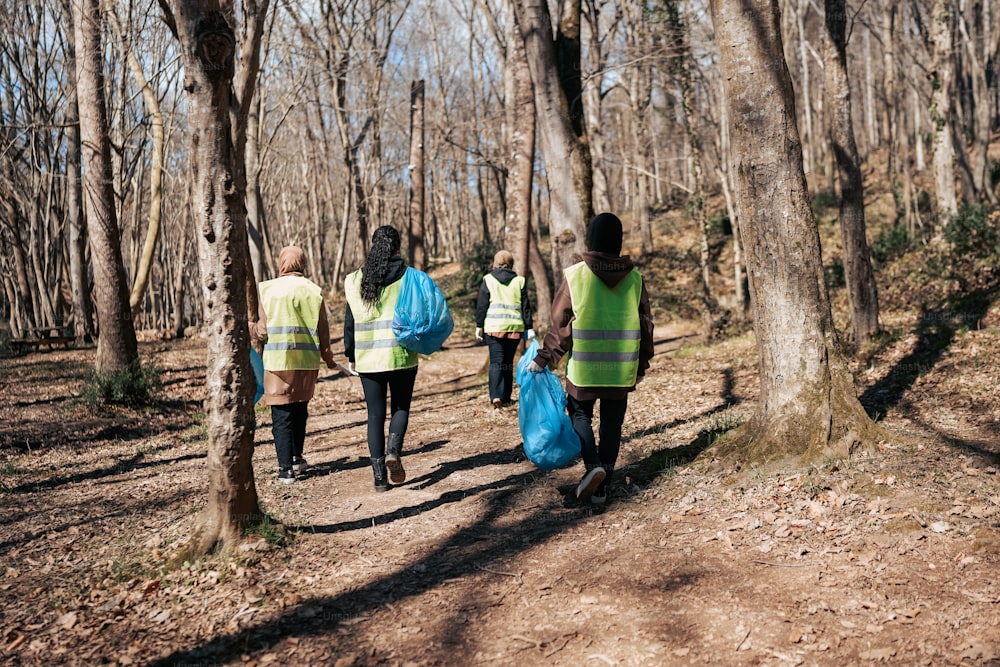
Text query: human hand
526 329 536 341
475 327 483 342
527 360 544 373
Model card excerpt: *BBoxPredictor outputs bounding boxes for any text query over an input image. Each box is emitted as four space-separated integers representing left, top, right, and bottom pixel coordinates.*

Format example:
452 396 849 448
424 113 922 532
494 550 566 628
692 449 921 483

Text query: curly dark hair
360 225 402 307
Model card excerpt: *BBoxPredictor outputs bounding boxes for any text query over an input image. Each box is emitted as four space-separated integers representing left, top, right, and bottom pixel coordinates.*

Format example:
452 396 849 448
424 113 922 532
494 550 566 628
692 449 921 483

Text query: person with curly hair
474 249 535 408
343 226 418 491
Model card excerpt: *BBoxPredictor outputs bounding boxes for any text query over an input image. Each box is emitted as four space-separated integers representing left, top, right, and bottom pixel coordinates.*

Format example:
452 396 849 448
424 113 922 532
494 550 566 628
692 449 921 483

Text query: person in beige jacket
253 246 336 484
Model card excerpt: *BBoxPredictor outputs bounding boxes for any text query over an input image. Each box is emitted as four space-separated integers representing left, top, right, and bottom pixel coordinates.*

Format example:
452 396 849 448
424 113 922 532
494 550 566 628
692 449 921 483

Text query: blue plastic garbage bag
392 267 454 355
250 347 265 405
516 340 581 470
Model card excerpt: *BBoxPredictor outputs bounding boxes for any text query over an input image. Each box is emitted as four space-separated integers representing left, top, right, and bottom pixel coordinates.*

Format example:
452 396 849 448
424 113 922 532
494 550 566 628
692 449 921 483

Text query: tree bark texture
61 0 94 342
709 0 877 466
408 79 426 271
162 0 260 557
824 0 880 346
72 0 139 375
930 0 959 219
506 7 536 279
107 5 167 320
513 0 593 282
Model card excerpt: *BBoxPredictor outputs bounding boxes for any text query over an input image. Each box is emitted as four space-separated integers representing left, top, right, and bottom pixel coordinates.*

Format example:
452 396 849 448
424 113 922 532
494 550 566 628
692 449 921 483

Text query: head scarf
278 246 307 275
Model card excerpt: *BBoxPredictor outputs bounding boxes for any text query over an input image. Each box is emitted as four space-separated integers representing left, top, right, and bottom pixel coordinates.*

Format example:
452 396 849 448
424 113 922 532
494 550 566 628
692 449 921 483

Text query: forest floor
2 285 1000 667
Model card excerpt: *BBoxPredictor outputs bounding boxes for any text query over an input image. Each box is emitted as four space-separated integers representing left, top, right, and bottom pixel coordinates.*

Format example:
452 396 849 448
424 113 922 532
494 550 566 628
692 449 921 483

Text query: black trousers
359 366 418 459
271 401 308 470
485 335 521 403
567 395 628 469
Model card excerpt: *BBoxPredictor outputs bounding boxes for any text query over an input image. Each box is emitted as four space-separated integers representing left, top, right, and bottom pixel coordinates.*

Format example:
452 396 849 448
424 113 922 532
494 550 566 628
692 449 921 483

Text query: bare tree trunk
958 0 999 204
73 0 139 375
513 0 593 282
794 0 817 193
528 220 552 332
506 6 535 277
931 0 959 219
708 0 878 465
106 5 166 320
61 0 94 342
159 0 264 558
824 0 880 347
408 79 426 270
583 0 611 213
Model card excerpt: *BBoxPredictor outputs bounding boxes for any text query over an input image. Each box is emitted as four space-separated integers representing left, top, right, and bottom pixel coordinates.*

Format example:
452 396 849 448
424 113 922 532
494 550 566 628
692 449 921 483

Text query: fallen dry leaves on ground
2 311 1000 666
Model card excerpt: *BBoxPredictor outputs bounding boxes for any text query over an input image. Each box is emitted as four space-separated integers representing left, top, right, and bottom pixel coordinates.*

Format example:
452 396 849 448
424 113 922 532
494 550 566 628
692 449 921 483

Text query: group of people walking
252 212 654 507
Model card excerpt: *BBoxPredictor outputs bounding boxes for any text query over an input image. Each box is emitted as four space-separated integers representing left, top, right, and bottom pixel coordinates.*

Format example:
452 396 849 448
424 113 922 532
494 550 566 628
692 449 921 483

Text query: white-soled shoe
575 466 606 502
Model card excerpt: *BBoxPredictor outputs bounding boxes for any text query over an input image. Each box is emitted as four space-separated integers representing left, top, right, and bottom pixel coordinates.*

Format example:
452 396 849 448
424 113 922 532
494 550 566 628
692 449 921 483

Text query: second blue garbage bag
516 340 581 470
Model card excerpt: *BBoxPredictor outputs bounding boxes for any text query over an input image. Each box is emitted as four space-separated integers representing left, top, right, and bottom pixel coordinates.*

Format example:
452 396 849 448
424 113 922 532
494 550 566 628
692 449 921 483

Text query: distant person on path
527 213 654 505
344 226 419 492
475 250 535 408
254 245 337 484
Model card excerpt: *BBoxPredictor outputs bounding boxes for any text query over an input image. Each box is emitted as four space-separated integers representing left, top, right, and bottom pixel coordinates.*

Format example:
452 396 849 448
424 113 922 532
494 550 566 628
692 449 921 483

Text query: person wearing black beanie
586 212 624 255
527 212 655 506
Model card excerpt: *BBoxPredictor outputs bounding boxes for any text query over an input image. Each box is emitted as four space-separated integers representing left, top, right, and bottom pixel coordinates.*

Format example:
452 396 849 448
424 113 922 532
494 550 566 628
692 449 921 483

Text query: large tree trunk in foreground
513 0 593 284
72 0 138 375
824 0 880 347
708 0 878 465
160 0 261 557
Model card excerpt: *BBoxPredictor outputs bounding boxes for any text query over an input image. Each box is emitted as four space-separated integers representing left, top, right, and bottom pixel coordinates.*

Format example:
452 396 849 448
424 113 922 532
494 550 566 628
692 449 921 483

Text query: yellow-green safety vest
344 269 418 373
564 262 642 387
259 275 324 371
483 274 525 333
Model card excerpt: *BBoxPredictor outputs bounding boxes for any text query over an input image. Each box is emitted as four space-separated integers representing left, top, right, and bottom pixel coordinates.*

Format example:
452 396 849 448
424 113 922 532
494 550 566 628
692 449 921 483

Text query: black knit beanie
586 212 623 255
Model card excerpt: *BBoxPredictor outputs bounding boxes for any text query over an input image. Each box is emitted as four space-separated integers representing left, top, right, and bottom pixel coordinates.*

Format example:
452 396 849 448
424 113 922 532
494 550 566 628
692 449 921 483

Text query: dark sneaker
277 468 295 485
575 467 606 502
590 492 606 505
291 456 310 472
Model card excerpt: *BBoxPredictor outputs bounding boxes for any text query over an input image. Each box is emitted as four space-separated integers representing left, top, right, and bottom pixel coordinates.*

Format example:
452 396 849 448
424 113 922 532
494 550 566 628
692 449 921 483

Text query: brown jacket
533 252 654 400
251 247 336 405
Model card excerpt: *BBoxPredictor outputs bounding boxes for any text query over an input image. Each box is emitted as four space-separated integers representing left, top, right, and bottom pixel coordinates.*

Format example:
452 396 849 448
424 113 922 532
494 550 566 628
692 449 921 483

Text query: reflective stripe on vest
483 274 525 333
344 269 418 373
259 275 323 371
564 262 642 387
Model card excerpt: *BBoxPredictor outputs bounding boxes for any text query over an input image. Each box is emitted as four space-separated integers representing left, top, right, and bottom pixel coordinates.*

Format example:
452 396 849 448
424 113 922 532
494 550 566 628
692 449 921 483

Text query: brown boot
386 432 406 484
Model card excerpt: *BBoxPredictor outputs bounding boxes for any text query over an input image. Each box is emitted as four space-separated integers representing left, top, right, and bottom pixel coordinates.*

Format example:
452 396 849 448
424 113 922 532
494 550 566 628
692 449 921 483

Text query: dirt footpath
2 323 999 666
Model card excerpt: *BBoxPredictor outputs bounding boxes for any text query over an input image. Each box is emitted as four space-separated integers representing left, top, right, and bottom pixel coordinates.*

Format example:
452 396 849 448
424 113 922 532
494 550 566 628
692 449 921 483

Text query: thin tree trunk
408 80 426 270
824 0 880 346
931 0 959 219
506 6 535 277
73 0 139 375
61 0 93 342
